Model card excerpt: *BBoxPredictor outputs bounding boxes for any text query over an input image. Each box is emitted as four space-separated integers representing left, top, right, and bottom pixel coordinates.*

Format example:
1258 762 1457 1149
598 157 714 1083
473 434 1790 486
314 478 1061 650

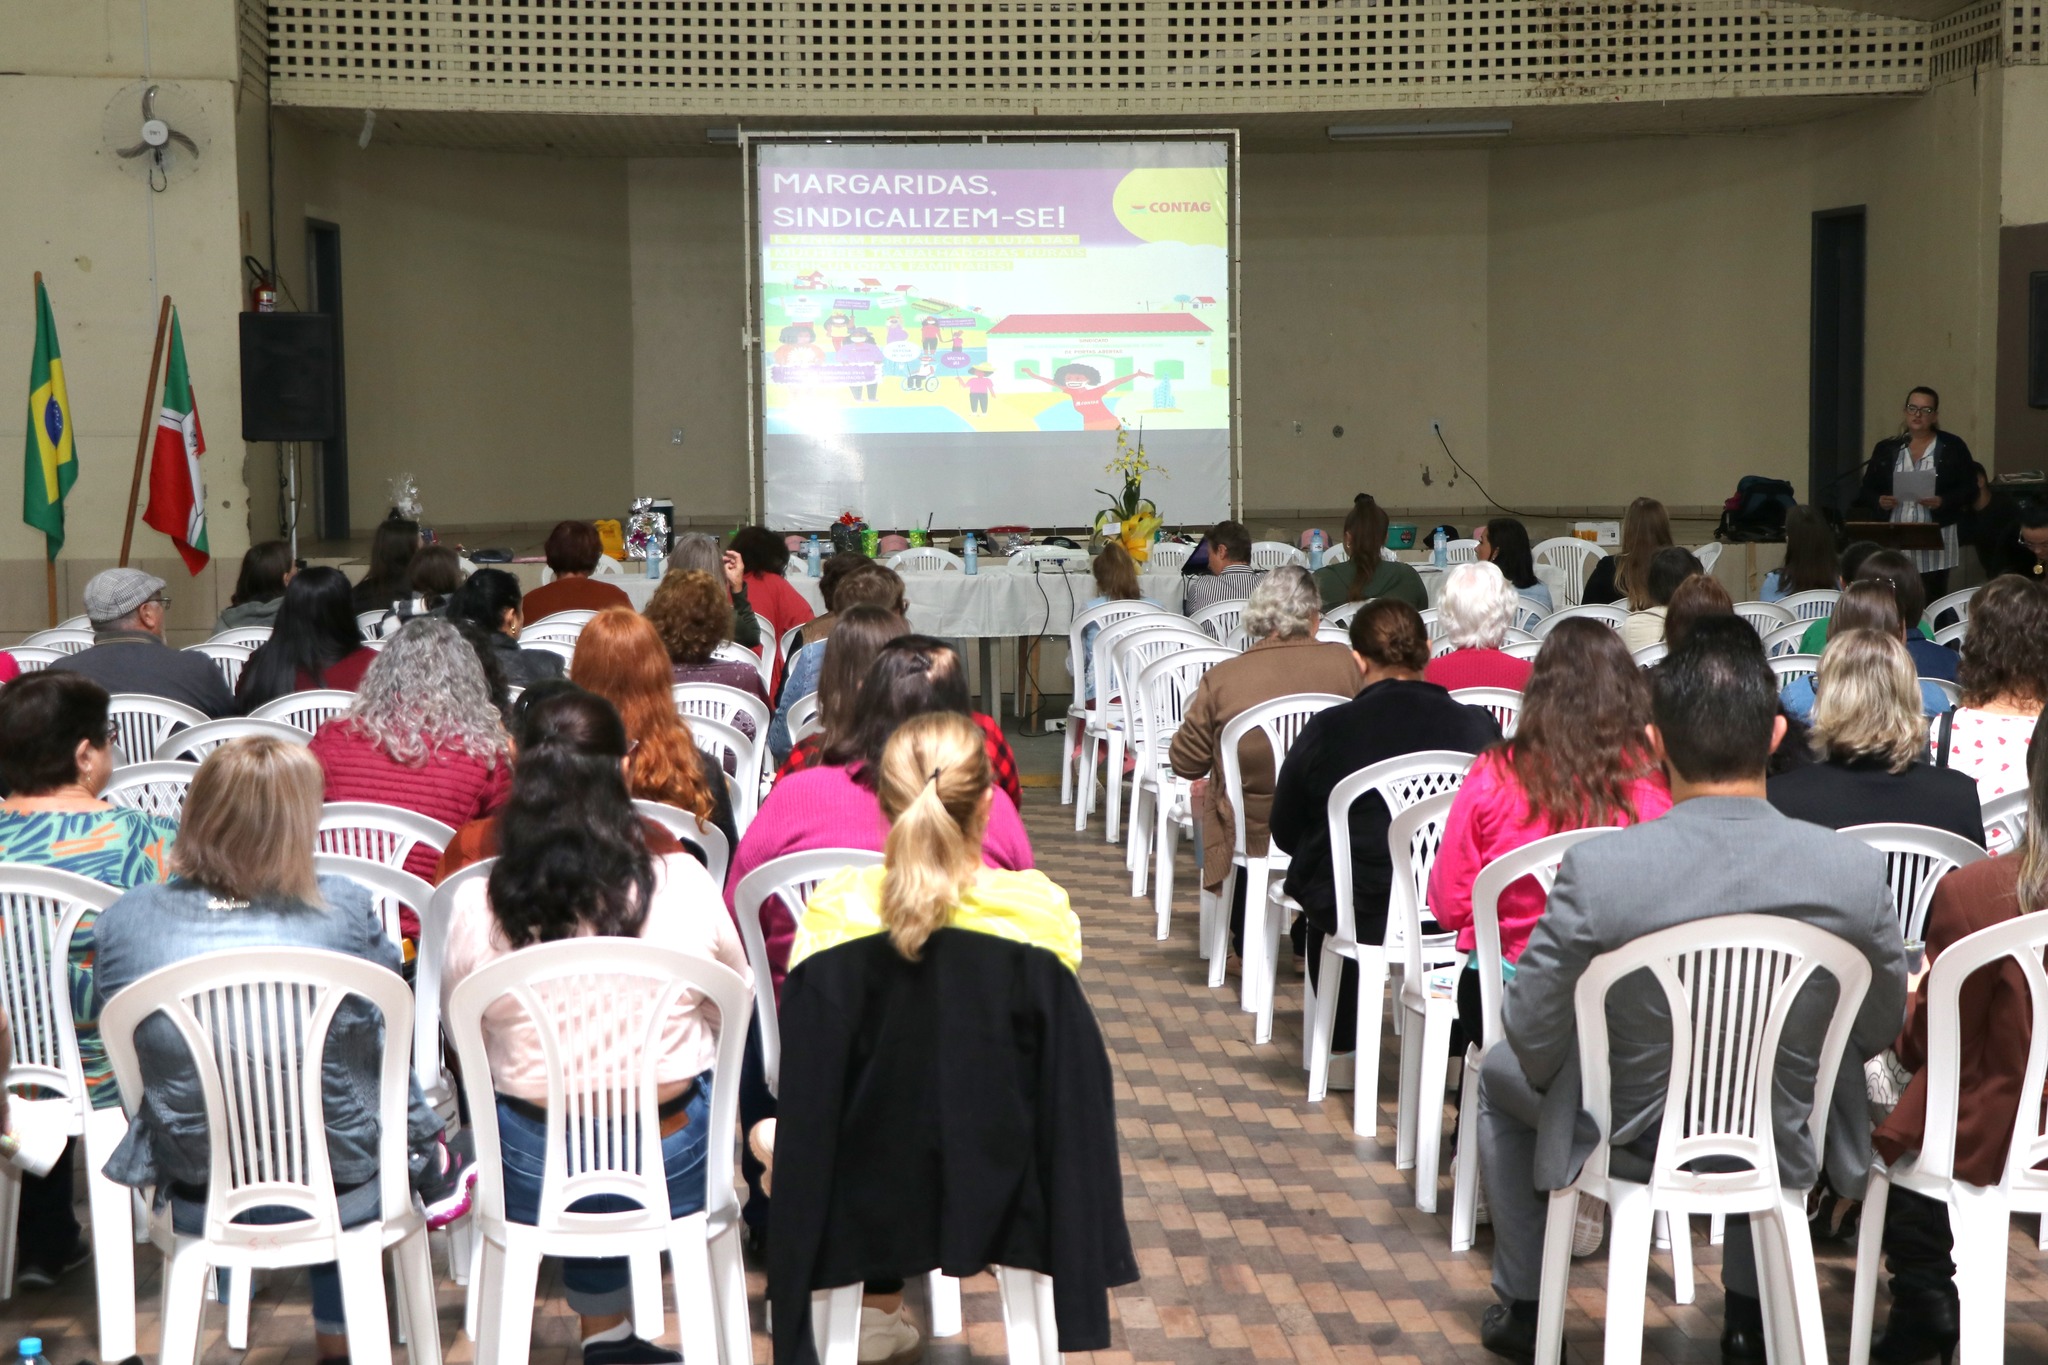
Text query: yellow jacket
791 865 1083 974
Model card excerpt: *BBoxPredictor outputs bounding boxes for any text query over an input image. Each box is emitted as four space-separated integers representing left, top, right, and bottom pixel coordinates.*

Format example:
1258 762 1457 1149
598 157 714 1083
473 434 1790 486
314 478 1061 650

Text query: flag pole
35 272 57 626
120 295 173 568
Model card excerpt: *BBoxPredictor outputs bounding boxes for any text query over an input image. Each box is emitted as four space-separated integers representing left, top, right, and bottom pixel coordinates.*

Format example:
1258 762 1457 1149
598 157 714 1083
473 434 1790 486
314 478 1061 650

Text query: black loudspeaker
239 312 339 441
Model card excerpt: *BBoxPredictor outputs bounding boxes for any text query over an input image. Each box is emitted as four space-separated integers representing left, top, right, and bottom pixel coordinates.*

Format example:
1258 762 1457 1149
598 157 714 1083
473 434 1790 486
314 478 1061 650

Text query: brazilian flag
23 278 78 561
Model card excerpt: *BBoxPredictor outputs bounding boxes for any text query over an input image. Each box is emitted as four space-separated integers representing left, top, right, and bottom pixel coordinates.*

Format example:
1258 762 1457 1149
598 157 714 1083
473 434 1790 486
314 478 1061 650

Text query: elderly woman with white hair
1169 567 1363 960
1423 560 1532 692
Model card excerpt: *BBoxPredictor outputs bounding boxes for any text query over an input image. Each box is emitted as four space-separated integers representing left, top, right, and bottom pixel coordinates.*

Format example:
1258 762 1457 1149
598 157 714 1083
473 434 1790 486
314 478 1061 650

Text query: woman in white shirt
442 687 751 1365
1935 575 2048 803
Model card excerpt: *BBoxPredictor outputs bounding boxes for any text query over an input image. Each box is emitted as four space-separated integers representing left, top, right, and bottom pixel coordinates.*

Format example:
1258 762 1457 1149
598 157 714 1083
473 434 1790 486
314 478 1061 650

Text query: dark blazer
1851 430 1976 528
1268 680 1499 943
1767 757 1984 845
768 929 1137 1365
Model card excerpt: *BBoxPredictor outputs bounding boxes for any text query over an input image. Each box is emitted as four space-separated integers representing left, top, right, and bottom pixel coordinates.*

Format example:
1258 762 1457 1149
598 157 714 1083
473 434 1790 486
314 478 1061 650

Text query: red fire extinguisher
251 272 278 313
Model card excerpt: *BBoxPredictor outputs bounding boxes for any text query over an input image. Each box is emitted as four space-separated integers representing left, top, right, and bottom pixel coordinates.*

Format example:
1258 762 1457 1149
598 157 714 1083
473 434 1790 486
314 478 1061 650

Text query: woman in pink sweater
1427 618 1671 1046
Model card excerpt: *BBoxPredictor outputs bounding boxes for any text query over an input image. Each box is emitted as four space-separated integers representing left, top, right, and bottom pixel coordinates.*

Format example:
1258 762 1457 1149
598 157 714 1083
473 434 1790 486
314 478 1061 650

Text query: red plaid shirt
778 711 1021 806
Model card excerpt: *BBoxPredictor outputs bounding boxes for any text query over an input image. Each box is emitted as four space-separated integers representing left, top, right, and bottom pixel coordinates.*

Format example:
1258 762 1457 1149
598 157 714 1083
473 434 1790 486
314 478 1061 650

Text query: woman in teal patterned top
0 672 175 1287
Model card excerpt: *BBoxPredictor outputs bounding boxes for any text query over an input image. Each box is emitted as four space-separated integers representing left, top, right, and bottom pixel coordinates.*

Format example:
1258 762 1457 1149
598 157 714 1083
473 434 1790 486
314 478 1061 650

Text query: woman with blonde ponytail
792 711 1081 972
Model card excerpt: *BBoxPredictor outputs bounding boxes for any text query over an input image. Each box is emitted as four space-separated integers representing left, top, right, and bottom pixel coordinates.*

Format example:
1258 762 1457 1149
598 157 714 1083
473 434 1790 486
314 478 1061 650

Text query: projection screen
750 137 1235 531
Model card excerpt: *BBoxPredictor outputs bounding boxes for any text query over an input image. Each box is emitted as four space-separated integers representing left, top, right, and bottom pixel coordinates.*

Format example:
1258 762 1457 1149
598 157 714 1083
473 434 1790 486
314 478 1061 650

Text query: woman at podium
1851 385 1977 599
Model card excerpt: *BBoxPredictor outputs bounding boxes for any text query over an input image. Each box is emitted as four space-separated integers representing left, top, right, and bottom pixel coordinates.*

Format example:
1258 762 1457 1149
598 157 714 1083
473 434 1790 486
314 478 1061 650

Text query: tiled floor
11 788 2048 1363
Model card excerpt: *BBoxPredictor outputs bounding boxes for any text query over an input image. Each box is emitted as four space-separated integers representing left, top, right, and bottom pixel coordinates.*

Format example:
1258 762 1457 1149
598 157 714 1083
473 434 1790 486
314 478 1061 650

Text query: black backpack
1717 475 1798 542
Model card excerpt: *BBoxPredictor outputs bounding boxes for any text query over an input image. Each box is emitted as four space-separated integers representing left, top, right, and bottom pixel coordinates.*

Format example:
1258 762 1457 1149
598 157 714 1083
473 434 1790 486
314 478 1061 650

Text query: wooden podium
1844 521 1945 552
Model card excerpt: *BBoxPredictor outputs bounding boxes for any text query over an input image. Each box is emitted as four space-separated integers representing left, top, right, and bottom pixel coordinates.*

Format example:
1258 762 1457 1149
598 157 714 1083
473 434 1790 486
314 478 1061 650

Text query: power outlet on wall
671 428 685 445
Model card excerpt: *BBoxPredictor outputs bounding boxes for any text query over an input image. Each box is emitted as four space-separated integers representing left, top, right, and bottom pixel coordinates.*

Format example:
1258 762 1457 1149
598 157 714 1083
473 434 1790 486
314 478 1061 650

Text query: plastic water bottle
806 535 821 578
19 1338 48 1365
1307 529 1325 572
645 546 664 580
1432 528 1447 568
962 532 978 576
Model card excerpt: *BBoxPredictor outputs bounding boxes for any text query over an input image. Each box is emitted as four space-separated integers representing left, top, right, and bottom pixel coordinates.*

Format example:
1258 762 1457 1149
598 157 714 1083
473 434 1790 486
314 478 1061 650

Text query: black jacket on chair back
768 927 1137 1365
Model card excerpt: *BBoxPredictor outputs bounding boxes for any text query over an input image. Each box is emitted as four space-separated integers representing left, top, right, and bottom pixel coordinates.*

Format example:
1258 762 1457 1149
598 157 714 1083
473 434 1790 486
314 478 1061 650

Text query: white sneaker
1324 1051 1356 1092
858 1306 925 1365
1572 1197 1606 1257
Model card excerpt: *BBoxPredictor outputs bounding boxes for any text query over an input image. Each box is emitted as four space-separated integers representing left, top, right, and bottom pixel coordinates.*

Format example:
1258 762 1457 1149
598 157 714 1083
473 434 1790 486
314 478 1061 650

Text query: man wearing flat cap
49 568 236 721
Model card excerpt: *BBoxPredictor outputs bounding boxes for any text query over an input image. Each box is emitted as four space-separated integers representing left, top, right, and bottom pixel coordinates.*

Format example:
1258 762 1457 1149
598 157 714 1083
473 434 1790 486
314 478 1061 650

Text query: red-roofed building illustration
984 313 1215 393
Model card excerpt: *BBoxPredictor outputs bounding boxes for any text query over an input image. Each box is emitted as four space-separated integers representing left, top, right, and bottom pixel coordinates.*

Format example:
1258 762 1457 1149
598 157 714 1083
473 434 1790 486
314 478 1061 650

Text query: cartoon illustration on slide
885 315 908 345
1020 363 1150 432
901 354 941 393
920 316 941 355
774 322 827 369
824 312 852 350
959 368 995 414
841 326 884 401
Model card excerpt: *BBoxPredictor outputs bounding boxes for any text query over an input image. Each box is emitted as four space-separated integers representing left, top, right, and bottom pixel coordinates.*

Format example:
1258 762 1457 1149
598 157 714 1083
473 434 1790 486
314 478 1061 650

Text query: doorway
1810 207 1867 512
306 220 350 541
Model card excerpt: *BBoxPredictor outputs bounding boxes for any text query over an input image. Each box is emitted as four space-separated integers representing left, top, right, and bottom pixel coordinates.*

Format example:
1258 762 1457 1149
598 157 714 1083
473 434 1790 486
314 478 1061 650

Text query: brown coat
1874 855 2035 1187
1167 636 1361 889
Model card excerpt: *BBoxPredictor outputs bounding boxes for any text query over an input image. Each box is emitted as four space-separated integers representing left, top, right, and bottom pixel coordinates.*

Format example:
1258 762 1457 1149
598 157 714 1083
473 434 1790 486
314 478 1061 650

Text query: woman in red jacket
729 526 815 697
308 616 512 888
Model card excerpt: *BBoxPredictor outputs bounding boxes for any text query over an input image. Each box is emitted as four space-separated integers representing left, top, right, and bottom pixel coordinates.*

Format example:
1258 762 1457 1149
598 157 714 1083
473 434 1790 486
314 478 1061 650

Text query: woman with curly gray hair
308 617 513 902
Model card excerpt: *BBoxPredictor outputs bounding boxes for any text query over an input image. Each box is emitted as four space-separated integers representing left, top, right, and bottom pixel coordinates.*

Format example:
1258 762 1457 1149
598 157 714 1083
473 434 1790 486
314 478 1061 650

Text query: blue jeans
496 1075 711 1317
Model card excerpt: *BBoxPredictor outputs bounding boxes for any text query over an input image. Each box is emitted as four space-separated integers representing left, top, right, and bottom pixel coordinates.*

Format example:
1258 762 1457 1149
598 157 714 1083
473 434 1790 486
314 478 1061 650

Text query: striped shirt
1893 443 1960 575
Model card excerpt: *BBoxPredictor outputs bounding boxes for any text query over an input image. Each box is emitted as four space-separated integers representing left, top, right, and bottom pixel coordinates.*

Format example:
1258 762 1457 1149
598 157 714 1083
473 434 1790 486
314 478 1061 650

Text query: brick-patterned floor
10 788 2048 1363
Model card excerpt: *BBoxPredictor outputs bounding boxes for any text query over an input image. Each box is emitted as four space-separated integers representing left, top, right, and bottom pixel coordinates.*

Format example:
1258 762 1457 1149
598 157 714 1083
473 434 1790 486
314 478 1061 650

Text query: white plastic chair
1060 600 1170 808
1128 647 1235 931
1444 538 1480 564
1321 544 1351 567
1110 624 1217 862
251 688 357 732
317 803 459 877
1630 642 1668 667
1847 910 2048 1365
524 609 599 635
1189 598 1249 650
0 868 135 1358
1505 638 1545 662
1778 588 1841 622
1841 823 1987 944
186 641 254 691
1314 624 1351 647
1982 787 2028 857
1768 654 1822 689
1532 603 1627 638
1933 620 1968 649
777 621 809 676
731 849 883 1095
1417 607 1443 642
1510 598 1549 634
516 621 586 649
1922 587 1977 635
1448 686 1522 738
206 625 275 649
6 645 62 673
885 546 965 573
1920 675 1961 709
813 1264 1044 1365
1302 753 1476 1135
312 853 435 953
1215 693 1351 1040
675 682 774 795
1249 541 1305 570
1082 617 1212 840
1143 542 1192 573
99 946 441 1365
20 627 95 654
709 639 773 692
357 610 391 639
787 692 824 747
154 716 311 760
686 715 760 829
1449 828 1621 1252
1532 915 1872 1365
449 940 748 1365
632 799 731 889
54 614 90 631
521 638 578 669
1734 600 1796 634
107 694 209 767
1532 538 1606 608
1693 542 1723 574
1385 790 1465 1211
1761 621 1809 658
1323 601 1365 629
100 760 200 821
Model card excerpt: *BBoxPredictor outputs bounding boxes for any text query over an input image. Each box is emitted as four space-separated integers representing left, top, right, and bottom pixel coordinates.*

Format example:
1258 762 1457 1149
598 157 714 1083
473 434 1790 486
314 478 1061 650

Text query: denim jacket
92 875 442 1194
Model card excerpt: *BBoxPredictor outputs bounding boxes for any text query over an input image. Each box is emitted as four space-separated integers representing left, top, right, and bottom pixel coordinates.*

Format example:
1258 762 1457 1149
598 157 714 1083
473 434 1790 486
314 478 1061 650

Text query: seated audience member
1867 710 2048 1364
1954 462 2028 581
671 531 764 649
453 619 515 719
1478 516 1550 615
0 673 177 1286
215 539 295 631
440 692 750 1365
1768 629 1984 843
1312 494 1429 611
236 566 378 712
778 604 906 773
569 607 738 852
795 551 872 649
447 567 564 689
1474 618 1903 1364
1268 599 1498 1083
52 567 235 719
374 543 467 636
1759 504 1840 603
1780 583 1954 723
436 682 696 879
1659 572 1735 653
2011 500 2048 583
1581 496 1672 607
1171 568 1364 952
1428 620 1671 1049
771 562 909 762
521 519 632 620
730 526 816 696
350 514 422 614
1933 574 2048 803
1796 550 1955 682
1424 561 1532 692
94 737 471 1365
646 569 769 717
309 617 512 894
1183 518 1263 616
1618 546 1704 652
1081 540 1149 703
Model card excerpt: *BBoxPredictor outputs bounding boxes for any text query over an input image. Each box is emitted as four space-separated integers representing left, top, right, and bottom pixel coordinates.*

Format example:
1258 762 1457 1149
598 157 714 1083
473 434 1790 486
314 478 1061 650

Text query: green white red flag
142 307 210 573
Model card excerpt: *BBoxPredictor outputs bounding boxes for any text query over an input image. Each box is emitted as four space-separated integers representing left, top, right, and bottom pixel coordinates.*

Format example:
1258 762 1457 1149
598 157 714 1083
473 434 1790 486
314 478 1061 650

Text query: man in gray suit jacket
1476 618 1906 1364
